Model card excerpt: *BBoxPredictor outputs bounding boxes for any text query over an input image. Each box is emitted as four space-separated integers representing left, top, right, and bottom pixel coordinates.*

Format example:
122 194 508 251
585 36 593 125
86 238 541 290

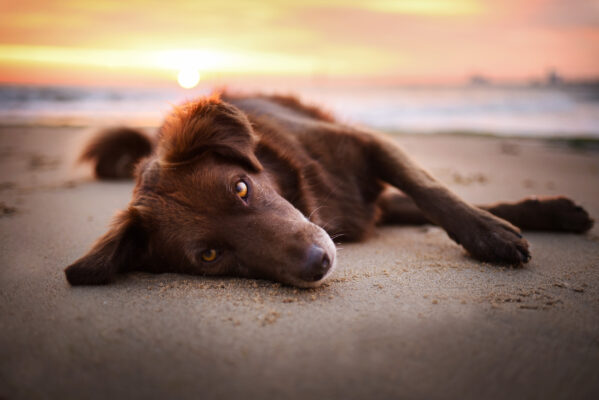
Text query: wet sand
1 126 598 399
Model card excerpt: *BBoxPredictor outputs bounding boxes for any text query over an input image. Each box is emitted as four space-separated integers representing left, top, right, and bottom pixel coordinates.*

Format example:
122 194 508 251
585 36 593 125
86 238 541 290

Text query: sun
177 67 200 89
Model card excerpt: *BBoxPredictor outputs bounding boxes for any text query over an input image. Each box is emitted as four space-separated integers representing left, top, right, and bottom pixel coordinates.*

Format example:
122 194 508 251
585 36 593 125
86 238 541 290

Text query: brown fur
67 92 594 287
79 127 153 179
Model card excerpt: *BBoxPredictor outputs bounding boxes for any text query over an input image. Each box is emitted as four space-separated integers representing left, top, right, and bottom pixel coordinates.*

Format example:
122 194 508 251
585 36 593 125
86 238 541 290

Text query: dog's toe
490 230 530 265
515 238 531 264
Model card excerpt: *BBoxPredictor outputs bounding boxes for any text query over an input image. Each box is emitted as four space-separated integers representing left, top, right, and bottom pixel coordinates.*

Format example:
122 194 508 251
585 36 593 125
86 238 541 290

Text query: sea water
1 83 598 138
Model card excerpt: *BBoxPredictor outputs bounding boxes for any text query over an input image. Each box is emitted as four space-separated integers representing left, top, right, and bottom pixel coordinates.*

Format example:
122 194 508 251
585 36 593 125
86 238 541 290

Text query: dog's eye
235 180 248 200
200 249 218 262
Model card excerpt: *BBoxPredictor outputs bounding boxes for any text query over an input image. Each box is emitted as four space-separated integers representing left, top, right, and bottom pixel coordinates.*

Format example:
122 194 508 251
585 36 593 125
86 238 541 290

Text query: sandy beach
1 126 598 399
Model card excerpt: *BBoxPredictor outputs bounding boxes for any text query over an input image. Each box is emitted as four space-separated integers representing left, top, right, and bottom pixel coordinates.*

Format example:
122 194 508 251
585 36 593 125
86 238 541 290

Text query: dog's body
66 93 593 287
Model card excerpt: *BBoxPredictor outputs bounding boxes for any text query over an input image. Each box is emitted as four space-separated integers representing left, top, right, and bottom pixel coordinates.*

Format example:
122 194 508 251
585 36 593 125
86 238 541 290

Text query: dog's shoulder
259 94 335 123
222 93 334 125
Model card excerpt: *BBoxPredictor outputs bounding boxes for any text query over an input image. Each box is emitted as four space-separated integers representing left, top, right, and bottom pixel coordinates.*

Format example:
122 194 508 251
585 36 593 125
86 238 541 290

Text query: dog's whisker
307 205 326 221
329 232 346 241
319 217 345 234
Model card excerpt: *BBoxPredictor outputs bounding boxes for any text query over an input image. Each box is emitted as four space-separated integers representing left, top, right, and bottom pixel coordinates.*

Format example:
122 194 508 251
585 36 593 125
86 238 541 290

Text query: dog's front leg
366 132 530 264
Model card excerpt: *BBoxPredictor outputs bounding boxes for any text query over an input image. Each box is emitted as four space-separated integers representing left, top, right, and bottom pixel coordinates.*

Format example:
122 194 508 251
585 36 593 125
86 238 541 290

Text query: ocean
1 83 598 138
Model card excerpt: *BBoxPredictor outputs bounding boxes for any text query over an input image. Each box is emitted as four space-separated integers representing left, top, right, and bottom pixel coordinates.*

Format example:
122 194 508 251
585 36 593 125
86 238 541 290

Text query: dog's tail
79 127 154 179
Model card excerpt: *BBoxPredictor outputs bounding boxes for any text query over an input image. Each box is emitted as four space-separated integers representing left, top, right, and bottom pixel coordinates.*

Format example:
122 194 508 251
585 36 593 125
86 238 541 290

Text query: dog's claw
518 245 531 264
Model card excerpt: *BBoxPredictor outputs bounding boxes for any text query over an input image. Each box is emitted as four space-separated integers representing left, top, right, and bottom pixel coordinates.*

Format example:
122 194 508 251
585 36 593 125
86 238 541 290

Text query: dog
65 92 594 287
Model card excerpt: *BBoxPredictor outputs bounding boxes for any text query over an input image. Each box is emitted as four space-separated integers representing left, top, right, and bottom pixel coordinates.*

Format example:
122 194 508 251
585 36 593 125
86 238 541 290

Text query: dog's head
65 95 336 288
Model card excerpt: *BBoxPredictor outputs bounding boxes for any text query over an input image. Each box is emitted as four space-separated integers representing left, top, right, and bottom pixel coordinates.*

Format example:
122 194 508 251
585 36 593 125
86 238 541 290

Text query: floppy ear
65 207 148 285
158 94 262 171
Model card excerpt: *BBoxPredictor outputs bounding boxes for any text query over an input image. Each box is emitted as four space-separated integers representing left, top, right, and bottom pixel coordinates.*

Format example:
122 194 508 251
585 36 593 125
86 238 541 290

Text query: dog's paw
525 196 594 233
449 208 530 265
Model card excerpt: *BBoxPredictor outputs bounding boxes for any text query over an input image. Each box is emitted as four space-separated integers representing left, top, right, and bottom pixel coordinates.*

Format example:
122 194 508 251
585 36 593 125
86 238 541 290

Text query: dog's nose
301 244 331 282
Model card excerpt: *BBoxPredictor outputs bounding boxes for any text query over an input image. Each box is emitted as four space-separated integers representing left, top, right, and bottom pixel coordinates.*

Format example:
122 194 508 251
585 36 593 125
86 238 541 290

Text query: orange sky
0 0 598 87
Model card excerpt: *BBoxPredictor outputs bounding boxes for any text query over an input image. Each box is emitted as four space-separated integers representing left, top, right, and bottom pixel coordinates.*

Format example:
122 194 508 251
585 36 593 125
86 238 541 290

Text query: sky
0 0 598 87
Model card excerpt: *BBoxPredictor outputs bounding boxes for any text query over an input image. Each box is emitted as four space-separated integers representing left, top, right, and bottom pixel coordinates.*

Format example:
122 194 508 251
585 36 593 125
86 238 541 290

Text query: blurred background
1 0 598 137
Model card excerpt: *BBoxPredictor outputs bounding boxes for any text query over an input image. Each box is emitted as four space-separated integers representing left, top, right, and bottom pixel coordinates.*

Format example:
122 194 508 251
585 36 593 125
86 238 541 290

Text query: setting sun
177 67 200 89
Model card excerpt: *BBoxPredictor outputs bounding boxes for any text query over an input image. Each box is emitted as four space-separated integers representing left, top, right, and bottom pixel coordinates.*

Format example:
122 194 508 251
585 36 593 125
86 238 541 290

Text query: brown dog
65 93 594 287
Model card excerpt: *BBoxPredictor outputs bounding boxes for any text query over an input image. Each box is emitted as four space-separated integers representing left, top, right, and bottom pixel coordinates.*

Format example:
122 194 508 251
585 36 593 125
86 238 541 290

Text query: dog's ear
65 207 149 285
158 94 262 171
